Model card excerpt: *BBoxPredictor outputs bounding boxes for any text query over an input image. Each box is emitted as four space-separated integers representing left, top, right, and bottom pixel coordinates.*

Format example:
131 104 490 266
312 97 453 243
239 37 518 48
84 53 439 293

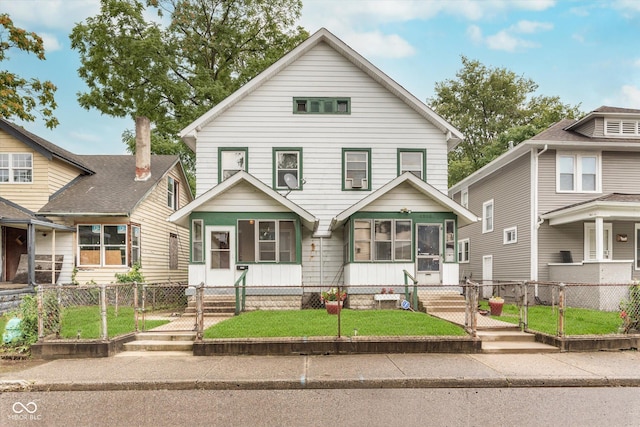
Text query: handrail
234 269 249 315
403 270 418 310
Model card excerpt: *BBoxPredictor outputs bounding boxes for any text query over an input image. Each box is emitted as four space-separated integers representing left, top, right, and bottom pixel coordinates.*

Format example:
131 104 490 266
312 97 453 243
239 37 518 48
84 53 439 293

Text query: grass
0 315 7 336
479 301 623 335
59 306 168 339
203 309 468 338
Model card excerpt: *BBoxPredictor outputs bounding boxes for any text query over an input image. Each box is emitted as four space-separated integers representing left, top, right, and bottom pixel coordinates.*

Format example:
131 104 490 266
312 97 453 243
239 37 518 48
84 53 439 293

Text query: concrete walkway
1 350 639 392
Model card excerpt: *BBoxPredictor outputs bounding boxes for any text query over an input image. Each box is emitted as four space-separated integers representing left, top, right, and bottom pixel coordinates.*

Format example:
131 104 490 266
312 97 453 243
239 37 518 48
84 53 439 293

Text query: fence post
141 284 147 331
521 282 528 331
558 282 566 337
133 281 139 332
196 282 204 341
471 281 478 337
37 285 44 340
100 284 108 341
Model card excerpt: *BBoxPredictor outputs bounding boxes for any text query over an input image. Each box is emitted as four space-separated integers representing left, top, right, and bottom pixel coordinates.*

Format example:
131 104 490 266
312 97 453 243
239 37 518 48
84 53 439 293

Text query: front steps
122 332 196 354
416 291 559 354
183 295 236 316
476 329 559 353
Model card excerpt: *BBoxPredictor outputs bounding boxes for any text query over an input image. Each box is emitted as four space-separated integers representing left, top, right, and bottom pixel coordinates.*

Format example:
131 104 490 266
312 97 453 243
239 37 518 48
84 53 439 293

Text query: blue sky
2 0 640 155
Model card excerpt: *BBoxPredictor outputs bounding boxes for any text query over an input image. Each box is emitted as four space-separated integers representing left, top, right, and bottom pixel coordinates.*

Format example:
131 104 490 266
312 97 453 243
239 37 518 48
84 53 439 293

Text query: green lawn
59 306 168 339
479 301 623 335
203 309 468 338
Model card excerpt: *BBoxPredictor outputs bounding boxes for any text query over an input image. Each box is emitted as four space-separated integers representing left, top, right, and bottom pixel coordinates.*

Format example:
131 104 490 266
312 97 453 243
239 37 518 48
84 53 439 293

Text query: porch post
27 223 36 287
595 217 604 261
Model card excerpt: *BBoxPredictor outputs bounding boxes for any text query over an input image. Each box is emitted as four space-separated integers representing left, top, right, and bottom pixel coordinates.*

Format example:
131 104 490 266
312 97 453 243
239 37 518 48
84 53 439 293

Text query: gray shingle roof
0 118 93 174
543 193 640 215
0 197 39 221
531 118 640 144
39 155 180 215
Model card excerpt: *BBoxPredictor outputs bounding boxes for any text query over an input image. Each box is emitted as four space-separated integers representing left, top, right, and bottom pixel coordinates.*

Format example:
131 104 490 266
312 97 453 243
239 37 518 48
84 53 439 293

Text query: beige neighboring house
0 118 192 292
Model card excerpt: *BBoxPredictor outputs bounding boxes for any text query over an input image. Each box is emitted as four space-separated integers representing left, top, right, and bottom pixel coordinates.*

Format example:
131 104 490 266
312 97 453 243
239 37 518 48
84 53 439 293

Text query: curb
4 377 640 392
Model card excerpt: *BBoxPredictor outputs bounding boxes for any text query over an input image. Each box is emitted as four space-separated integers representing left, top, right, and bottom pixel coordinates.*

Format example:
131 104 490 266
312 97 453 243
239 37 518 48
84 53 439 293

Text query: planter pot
325 301 343 315
489 300 504 316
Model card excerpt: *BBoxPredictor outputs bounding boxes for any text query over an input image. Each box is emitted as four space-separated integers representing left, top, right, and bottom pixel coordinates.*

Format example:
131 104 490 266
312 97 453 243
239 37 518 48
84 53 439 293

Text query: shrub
115 263 145 284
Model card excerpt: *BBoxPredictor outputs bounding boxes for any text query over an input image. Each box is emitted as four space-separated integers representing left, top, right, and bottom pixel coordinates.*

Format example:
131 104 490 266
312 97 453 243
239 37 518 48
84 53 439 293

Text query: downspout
319 237 324 288
532 144 548 297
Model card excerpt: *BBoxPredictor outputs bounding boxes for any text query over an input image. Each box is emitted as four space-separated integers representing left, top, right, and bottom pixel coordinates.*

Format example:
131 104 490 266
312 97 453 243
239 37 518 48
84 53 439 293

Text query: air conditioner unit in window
350 178 363 188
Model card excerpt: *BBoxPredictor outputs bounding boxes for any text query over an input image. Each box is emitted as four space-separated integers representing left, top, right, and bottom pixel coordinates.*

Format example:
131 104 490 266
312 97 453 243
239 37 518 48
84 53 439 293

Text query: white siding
301 228 344 286
195 42 450 233
196 181 285 212
364 182 449 212
344 263 414 285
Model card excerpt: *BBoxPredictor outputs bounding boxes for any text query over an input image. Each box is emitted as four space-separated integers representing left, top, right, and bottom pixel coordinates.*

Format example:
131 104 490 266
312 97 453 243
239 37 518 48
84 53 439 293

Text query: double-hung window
557 153 599 192
237 219 297 263
274 148 302 190
584 223 612 261
458 239 470 263
343 149 370 190
482 200 494 233
167 176 179 210
0 153 33 183
78 224 128 266
398 149 425 179
503 227 517 244
353 219 412 262
461 189 469 209
192 219 204 263
219 148 247 181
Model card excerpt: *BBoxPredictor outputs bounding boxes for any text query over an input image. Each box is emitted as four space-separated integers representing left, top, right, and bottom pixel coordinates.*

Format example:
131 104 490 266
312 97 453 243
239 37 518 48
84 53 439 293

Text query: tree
428 56 582 186
0 13 58 128
70 0 308 188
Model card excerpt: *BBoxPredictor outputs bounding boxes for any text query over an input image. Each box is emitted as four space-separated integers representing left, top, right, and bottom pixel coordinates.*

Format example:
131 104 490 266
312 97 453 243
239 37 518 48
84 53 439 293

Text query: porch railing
403 269 418 310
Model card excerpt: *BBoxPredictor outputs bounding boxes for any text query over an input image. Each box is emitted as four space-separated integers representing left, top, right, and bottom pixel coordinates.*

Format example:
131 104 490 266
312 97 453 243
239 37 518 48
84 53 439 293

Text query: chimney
135 116 151 181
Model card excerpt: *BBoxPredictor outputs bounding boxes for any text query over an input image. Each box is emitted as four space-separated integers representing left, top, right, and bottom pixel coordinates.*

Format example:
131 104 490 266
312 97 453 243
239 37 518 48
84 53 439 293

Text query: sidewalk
1 350 640 392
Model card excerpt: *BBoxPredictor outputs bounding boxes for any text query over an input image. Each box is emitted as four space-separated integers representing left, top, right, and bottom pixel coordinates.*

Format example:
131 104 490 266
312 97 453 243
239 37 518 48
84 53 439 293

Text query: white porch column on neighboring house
595 216 604 261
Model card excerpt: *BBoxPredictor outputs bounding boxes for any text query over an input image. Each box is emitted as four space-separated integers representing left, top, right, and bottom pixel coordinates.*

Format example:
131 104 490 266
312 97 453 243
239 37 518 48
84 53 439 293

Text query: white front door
205 226 235 286
416 223 441 284
482 255 493 299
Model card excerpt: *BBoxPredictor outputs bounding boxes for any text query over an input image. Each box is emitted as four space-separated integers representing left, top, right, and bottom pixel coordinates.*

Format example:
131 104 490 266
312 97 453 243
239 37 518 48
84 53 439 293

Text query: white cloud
344 31 416 59
467 25 483 44
3 0 99 31
468 20 552 52
513 20 553 34
614 0 640 13
634 59 640 68
619 85 640 107
40 33 63 52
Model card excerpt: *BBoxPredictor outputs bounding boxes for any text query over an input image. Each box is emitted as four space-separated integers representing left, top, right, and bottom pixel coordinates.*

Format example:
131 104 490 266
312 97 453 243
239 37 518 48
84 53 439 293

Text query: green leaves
0 13 58 128
429 56 582 186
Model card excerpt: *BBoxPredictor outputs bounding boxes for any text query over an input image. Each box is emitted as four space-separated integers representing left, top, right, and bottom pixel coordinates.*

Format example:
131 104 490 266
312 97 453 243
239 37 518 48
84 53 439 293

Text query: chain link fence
35 280 640 341
37 282 190 340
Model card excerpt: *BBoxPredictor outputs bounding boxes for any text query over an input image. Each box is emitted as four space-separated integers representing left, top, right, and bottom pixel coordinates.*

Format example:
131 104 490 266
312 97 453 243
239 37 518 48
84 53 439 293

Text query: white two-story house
169 28 477 306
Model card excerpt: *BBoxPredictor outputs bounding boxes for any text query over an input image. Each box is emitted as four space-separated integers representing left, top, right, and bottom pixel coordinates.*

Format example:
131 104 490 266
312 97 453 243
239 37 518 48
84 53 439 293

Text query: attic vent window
293 97 350 114
605 119 640 136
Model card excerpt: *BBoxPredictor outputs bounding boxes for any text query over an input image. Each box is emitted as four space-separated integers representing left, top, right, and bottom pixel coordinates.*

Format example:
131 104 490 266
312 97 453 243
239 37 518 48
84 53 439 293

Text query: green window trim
272 147 303 190
293 97 351 114
189 212 302 265
191 219 204 263
397 148 426 180
218 147 248 183
342 148 371 191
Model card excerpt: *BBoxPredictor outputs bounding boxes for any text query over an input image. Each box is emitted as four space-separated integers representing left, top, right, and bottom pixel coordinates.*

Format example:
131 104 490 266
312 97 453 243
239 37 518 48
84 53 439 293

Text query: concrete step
115 350 193 357
481 340 560 354
123 340 194 352
426 305 467 313
134 332 196 341
476 330 536 342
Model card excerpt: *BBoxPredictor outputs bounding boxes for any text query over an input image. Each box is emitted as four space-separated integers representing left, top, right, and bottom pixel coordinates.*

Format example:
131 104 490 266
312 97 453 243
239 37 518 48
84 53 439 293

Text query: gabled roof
179 28 463 152
565 105 640 131
450 108 640 194
541 193 640 226
0 118 93 174
332 172 478 228
39 155 186 216
169 171 318 231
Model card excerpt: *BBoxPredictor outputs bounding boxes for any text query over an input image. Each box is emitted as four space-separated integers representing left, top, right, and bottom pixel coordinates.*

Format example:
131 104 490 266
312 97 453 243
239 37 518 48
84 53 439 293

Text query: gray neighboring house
449 106 640 299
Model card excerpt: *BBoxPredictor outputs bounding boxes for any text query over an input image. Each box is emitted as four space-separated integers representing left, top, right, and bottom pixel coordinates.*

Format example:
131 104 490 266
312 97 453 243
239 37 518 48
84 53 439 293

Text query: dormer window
605 119 640 136
293 97 350 114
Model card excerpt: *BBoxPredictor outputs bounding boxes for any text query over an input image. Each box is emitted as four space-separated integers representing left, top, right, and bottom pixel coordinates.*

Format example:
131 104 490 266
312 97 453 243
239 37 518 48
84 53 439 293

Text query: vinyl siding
48 158 82 195
194 42 449 233
0 132 51 211
363 182 449 212
457 153 531 281
301 228 345 286
573 118 597 137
